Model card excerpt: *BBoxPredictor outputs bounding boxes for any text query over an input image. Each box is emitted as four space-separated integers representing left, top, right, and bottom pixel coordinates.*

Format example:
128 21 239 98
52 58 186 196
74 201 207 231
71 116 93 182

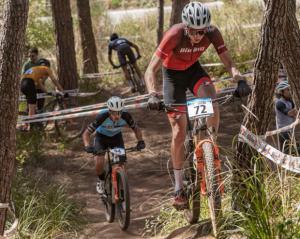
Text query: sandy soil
28 98 253 239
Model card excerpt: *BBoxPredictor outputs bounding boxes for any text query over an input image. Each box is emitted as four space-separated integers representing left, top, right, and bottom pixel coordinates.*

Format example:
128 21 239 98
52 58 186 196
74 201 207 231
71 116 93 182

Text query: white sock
174 169 184 192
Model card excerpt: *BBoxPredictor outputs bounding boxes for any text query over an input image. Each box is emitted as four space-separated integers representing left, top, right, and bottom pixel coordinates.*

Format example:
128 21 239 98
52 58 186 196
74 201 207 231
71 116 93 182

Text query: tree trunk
157 0 164 45
233 0 287 210
282 0 300 107
76 0 99 75
169 0 189 27
0 0 29 234
51 0 78 90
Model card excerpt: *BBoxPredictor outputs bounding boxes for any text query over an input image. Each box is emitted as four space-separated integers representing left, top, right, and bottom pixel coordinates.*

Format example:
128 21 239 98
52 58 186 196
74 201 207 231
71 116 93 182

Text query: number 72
194 104 207 114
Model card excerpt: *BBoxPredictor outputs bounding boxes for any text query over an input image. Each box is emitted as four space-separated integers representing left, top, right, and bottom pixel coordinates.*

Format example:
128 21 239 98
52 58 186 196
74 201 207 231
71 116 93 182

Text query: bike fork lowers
194 140 224 195
111 165 124 203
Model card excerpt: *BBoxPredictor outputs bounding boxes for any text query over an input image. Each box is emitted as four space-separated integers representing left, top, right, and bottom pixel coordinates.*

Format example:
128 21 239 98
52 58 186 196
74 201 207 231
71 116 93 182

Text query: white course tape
202 59 255 67
17 102 149 125
0 203 9 209
19 91 98 102
81 71 122 79
19 89 79 101
0 202 18 238
4 218 18 237
18 93 151 122
18 86 239 124
239 125 300 173
265 119 300 138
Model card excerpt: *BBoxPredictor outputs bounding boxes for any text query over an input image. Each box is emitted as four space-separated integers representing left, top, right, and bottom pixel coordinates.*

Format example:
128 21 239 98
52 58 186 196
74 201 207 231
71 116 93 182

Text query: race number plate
110 147 126 156
187 98 214 119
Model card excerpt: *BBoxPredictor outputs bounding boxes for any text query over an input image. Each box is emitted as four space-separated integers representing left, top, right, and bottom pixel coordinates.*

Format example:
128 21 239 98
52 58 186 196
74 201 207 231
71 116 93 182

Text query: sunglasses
109 110 121 116
187 28 207 36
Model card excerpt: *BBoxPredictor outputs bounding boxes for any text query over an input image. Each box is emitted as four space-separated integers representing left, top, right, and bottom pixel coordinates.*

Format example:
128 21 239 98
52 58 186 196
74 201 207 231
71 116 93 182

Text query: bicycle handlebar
46 92 69 98
86 146 141 155
159 95 233 113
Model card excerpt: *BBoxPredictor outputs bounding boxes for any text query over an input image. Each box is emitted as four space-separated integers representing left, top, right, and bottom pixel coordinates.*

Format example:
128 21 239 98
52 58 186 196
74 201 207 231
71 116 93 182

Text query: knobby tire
116 169 130 230
202 142 222 237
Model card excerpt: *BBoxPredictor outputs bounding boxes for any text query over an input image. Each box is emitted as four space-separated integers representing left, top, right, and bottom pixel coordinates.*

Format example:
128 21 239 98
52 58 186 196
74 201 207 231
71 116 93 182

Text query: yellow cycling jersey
22 66 52 87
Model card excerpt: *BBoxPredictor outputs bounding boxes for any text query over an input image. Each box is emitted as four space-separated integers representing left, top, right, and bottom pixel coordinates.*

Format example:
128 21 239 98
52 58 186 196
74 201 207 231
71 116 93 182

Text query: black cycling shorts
94 132 125 155
21 78 45 109
163 61 212 105
117 45 136 66
21 78 37 104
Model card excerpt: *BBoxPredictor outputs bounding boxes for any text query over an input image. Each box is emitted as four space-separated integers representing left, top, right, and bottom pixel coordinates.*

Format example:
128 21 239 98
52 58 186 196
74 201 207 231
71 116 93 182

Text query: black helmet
38 58 50 67
110 33 119 41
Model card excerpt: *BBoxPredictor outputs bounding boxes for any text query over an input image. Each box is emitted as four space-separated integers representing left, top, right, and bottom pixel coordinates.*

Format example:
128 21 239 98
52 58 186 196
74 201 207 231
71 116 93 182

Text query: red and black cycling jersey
156 23 227 71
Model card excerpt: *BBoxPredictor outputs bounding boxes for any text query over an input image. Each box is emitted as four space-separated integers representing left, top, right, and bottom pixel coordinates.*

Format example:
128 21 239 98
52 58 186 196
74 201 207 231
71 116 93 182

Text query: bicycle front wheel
202 142 222 237
103 170 115 223
116 169 130 230
183 139 200 224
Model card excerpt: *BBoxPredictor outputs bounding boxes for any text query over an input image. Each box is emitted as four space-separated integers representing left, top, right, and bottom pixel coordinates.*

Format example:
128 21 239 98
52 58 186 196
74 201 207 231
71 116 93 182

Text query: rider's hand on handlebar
234 78 252 98
52 91 64 97
233 74 245 82
136 140 146 150
84 146 95 154
147 93 161 110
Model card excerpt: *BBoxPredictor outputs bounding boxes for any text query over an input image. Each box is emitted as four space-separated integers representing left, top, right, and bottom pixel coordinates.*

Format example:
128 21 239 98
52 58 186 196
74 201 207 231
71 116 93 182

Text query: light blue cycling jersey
87 109 136 137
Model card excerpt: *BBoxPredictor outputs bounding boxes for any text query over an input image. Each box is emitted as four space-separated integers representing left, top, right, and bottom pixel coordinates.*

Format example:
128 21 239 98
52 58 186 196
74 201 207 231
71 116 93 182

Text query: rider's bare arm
145 54 162 94
48 70 64 92
288 108 298 118
218 51 243 83
132 126 143 141
108 48 115 67
82 129 92 147
131 43 141 56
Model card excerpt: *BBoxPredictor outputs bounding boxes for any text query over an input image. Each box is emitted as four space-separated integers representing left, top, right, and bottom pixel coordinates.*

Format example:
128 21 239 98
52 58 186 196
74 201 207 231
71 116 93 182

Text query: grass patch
8 174 84 239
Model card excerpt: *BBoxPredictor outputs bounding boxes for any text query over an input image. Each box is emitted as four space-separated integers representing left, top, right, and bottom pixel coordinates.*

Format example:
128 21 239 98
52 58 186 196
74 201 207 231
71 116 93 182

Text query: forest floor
25 89 256 239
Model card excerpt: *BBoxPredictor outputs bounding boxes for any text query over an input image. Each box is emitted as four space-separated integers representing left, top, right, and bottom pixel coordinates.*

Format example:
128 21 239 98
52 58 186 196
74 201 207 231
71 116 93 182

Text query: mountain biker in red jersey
145 1 250 210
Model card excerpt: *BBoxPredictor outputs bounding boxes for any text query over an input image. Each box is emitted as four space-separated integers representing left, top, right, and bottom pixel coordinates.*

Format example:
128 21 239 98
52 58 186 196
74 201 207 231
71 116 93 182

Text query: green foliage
143 196 211 237
9 175 83 239
144 206 188 237
221 157 300 239
17 130 44 162
26 0 54 50
91 0 262 91
111 0 122 9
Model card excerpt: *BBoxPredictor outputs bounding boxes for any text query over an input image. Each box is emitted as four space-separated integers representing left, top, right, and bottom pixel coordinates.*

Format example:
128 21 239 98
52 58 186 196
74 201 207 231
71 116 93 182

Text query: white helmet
107 96 124 111
182 2 211 29
276 81 290 93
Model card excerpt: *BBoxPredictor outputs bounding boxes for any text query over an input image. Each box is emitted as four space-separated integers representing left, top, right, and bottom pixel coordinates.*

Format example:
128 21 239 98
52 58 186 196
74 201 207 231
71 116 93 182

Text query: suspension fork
194 140 224 195
111 164 126 202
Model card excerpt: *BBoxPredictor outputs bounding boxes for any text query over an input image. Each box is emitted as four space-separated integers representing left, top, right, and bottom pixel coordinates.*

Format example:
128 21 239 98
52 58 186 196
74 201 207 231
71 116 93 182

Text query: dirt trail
32 101 248 239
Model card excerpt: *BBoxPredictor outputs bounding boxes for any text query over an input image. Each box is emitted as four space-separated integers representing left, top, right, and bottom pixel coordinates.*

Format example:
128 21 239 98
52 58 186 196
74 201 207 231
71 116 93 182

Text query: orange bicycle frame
111 164 126 202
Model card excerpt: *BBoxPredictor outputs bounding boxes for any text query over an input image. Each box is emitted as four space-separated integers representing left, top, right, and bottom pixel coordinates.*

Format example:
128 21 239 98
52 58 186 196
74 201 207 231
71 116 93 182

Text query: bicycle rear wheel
132 72 145 94
30 99 56 131
183 139 200 224
103 169 115 223
116 169 130 230
202 141 222 237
